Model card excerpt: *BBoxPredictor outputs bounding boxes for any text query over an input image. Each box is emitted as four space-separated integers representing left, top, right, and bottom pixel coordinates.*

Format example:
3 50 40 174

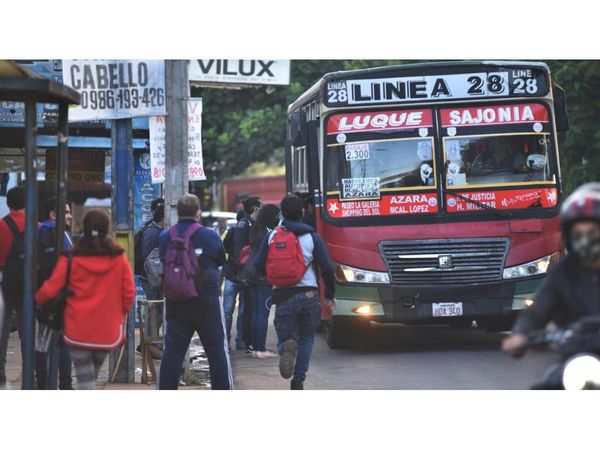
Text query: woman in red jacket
36 209 135 389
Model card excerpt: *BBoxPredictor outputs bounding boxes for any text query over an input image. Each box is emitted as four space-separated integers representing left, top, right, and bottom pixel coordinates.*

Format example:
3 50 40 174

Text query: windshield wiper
445 190 512 218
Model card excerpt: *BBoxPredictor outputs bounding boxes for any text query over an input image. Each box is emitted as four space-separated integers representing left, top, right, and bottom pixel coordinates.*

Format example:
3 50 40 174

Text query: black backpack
37 227 57 286
223 227 235 261
2 216 25 299
134 220 153 276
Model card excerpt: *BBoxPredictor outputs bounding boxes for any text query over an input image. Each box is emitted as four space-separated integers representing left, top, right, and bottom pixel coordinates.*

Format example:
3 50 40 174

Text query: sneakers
279 339 298 379
253 350 278 359
291 379 304 390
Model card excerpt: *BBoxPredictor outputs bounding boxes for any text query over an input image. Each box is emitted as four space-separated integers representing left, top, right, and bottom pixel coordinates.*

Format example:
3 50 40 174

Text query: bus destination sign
325 67 548 107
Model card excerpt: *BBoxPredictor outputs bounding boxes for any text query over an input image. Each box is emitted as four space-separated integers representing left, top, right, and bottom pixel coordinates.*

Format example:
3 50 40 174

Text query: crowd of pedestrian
0 183 335 390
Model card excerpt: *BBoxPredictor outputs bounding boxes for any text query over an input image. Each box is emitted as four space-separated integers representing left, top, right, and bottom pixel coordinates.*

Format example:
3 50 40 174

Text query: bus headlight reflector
335 264 390 284
502 253 560 279
353 305 373 315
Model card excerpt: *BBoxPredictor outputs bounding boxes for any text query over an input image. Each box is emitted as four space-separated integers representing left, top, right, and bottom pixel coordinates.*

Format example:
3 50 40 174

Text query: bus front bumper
330 277 543 324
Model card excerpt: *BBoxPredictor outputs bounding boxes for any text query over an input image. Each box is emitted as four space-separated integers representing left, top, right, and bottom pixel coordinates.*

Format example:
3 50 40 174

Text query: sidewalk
3 311 285 390
228 314 288 390
2 328 209 390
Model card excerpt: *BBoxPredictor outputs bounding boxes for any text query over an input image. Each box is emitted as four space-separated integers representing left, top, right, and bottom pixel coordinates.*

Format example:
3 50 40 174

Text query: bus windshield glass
326 138 436 197
444 133 554 188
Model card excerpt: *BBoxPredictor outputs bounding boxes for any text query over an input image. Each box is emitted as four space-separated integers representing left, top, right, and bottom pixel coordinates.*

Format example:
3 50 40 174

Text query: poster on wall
134 152 161 232
149 98 205 184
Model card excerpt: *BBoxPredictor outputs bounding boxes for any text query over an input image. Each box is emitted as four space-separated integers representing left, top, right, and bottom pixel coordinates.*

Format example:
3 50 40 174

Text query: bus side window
553 83 569 135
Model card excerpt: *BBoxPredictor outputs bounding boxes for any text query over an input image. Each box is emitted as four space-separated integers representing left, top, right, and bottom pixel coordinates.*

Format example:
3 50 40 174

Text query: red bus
286 61 569 348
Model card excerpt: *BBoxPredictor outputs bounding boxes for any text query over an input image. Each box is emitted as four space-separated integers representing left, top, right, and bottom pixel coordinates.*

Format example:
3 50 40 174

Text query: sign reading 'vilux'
189 60 290 86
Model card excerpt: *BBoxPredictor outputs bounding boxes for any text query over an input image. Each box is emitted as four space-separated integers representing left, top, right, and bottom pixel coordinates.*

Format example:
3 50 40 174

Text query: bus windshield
326 137 436 198
444 133 554 188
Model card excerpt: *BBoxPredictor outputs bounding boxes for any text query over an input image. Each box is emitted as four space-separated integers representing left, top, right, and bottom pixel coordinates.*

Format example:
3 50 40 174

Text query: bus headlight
502 252 560 279
562 354 600 390
335 264 390 284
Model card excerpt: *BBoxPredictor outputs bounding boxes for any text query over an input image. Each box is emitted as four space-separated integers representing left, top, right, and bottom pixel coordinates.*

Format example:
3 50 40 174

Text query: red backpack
266 226 308 287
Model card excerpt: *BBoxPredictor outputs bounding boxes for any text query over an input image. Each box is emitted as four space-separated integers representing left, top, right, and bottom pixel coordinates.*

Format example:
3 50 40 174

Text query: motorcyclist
502 183 600 364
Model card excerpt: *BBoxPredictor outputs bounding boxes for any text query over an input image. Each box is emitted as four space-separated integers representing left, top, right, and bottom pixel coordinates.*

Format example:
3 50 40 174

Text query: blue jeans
222 279 242 344
249 284 273 352
274 291 321 382
531 363 565 389
159 295 233 390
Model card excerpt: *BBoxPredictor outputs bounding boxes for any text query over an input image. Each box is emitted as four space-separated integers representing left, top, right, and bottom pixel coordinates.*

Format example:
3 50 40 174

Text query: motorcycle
517 315 600 390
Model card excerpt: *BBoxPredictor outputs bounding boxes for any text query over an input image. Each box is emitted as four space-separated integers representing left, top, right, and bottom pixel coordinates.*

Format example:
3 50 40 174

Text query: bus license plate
432 302 463 317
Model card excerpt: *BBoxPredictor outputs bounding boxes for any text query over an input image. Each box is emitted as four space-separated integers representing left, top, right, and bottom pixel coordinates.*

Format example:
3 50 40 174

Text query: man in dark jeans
138 199 165 300
137 201 165 359
254 194 336 389
35 197 74 390
0 186 26 389
158 194 233 390
233 196 261 352
222 210 245 350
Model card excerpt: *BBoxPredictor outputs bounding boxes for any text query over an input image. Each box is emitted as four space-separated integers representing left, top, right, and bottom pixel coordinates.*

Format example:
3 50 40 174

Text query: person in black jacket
222 210 245 350
35 197 74 390
244 204 280 358
503 184 600 385
233 196 261 352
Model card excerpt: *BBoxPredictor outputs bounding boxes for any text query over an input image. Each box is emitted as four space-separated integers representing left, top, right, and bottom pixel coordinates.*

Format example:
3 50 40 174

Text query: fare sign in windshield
325 66 548 107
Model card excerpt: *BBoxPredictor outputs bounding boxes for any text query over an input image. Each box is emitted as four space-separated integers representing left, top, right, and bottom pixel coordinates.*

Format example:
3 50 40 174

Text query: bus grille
379 238 509 285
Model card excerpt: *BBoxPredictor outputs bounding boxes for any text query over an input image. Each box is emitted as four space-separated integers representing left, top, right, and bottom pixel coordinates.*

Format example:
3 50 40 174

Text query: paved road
229 321 558 390
3 318 557 390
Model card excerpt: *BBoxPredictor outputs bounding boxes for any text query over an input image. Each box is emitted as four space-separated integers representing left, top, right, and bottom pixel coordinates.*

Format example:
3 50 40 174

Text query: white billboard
62 60 166 122
189 59 290 86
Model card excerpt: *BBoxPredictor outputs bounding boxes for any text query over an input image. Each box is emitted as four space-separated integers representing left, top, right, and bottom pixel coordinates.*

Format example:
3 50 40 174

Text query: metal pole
108 118 135 384
164 60 191 381
47 103 70 390
22 97 38 390
164 59 189 227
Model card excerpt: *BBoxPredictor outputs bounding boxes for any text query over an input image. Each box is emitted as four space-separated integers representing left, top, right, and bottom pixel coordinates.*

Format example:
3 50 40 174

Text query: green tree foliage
196 60 600 195
547 61 600 194
194 60 404 181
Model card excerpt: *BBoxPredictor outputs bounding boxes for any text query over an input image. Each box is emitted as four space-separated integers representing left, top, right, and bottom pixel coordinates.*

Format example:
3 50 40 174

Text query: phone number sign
62 60 166 122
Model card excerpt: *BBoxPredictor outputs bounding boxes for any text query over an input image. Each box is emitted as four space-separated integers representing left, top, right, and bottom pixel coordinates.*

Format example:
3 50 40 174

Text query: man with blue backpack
254 194 336 390
157 194 233 390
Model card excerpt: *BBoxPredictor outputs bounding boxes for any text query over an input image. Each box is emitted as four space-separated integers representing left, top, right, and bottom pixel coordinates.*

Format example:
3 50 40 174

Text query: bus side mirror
553 83 569 134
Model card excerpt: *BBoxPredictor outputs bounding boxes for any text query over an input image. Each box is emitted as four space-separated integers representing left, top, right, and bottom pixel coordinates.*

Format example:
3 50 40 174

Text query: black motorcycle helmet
560 182 600 252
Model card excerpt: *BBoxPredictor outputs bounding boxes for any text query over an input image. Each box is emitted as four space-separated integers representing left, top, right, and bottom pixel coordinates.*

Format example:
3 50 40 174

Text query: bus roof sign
323 64 549 107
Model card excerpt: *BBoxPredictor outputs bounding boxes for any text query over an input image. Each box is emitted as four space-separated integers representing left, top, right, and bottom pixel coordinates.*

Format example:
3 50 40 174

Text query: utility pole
21 96 38 389
164 60 189 227
164 60 191 381
108 118 135 384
